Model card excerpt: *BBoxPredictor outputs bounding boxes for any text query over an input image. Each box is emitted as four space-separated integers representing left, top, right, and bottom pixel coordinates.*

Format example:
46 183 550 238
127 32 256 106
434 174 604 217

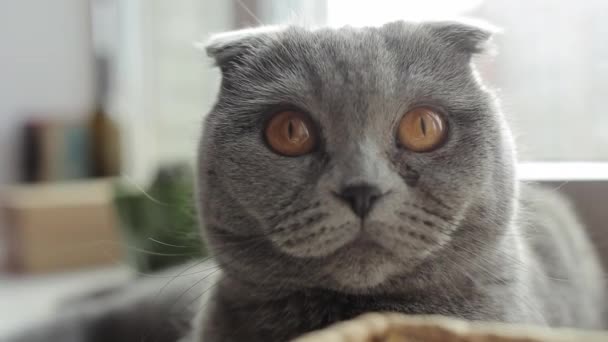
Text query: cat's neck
203 224 524 341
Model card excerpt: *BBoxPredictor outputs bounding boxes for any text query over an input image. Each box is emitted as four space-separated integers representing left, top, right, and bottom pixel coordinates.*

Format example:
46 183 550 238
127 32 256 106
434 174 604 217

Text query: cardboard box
1 179 123 273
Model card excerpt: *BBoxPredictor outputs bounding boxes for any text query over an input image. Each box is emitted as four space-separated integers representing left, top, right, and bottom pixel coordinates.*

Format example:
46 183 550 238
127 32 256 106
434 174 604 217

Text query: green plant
113 164 205 273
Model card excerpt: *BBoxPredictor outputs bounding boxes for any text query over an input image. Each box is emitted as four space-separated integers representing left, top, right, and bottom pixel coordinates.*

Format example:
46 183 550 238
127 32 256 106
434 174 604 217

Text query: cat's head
198 21 517 291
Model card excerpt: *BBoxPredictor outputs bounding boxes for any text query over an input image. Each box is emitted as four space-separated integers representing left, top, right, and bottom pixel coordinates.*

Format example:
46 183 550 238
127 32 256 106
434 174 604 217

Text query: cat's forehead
207 23 416 72
204 21 493 102
205 21 495 135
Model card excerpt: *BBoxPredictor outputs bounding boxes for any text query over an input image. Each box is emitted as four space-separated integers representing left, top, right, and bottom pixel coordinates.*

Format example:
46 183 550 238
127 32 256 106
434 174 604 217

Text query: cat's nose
336 184 383 219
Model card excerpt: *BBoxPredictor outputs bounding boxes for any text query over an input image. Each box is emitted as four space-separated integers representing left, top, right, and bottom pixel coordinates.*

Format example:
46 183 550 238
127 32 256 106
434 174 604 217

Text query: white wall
110 0 233 185
0 0 94 184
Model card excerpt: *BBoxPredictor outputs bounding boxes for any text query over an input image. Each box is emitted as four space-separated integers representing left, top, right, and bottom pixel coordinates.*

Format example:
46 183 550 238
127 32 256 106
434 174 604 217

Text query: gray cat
6 20 606 342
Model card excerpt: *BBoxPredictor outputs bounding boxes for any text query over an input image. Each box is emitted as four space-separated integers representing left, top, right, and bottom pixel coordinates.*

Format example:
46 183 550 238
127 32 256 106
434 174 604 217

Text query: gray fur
4 21 605 342
197 21 605 340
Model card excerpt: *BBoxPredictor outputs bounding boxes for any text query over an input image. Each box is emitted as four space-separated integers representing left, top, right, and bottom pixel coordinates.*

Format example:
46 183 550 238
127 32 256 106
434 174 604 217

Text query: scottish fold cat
6 20 605 342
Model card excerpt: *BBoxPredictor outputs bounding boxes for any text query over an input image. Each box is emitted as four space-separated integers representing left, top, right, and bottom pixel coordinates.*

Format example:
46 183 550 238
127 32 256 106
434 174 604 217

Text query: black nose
336 184 383 219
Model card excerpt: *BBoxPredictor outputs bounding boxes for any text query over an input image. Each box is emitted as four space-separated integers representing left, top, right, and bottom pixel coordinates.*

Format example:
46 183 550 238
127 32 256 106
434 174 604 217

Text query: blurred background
0 0 607 338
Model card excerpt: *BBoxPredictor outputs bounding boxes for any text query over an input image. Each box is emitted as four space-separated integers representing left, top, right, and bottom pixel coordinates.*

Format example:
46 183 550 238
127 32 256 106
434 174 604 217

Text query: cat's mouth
337 226 409 263
270 219 394 259
345 230 383 249
270 216 438 289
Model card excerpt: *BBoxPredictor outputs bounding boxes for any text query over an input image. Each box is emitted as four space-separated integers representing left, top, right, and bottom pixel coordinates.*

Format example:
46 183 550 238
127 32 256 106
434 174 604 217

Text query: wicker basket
292 313 608 342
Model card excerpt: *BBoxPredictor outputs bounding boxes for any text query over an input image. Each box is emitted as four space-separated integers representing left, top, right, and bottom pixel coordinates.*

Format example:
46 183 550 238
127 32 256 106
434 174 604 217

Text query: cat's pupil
287 120 294 140
420 116 427 136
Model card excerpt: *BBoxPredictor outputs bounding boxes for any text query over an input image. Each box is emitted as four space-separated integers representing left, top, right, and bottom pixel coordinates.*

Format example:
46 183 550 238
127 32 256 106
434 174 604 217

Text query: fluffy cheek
215 142 320 223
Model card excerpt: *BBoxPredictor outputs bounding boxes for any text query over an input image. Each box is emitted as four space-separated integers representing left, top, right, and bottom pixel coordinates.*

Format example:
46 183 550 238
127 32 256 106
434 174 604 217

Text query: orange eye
398 107 447 152
265 110 316 156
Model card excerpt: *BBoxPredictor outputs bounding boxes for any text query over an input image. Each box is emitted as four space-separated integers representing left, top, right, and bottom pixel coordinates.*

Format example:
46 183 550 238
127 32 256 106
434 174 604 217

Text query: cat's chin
323 236 404 291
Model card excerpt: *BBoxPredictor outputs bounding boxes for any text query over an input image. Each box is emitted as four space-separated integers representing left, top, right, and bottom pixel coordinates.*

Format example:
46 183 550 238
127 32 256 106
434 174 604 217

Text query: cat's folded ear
199 26 283 70
424 19 499 55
